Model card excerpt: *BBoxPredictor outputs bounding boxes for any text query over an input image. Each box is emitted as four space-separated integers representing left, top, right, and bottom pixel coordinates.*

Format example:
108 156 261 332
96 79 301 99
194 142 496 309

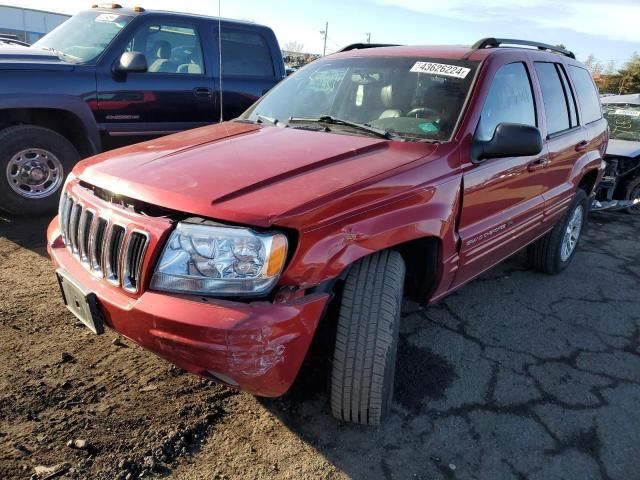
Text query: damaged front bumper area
48 223 329 397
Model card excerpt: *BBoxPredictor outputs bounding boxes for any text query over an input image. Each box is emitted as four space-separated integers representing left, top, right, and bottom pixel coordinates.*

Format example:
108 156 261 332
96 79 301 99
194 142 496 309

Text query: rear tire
527 188 589 274
623 177 640 215
0 125 79 215
330 250 405 425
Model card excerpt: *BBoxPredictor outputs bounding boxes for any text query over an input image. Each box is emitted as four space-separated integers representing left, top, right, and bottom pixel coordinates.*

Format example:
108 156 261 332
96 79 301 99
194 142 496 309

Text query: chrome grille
58 193 149 293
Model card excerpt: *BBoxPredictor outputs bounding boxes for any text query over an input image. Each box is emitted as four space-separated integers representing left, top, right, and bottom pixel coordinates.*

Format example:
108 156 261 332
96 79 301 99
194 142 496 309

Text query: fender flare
0 94 101 155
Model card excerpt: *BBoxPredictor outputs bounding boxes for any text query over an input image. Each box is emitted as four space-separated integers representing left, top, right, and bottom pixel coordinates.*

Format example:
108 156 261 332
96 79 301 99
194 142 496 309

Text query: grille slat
78 210 94 264
69 204 82 254
123 232 148 292
105 224 126 285
58 193 149 293
90 218 108 276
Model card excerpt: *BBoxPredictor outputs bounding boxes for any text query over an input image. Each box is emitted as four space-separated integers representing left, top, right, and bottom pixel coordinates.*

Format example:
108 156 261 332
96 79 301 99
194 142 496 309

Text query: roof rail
337 43 401 53
472 38 575 59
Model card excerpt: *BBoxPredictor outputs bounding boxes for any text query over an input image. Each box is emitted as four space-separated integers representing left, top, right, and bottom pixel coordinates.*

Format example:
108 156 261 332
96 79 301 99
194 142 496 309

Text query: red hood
75 122 439 227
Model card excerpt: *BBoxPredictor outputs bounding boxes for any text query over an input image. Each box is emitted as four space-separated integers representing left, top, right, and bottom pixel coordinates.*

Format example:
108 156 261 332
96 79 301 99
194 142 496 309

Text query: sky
4 0 640 68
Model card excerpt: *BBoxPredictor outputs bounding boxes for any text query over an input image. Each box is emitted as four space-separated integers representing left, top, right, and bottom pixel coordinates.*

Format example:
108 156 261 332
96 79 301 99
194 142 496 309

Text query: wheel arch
577 167 600 195
0 97 101 158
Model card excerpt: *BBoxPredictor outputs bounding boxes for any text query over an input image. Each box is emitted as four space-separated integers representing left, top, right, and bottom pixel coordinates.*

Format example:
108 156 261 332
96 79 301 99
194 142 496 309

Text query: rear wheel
0 125 79 215
527 188 589 274
330 250 405 425
623 177 640 215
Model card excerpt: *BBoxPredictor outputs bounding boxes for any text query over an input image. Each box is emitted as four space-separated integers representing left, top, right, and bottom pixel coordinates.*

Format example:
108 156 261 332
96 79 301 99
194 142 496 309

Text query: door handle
193 87 213 98
575 140 589 152
527 158 550 172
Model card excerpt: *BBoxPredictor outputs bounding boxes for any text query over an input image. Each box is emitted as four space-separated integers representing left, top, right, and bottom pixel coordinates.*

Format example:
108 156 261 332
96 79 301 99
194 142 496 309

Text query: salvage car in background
0 4 284 215
48 38 607 425
593 94 640 214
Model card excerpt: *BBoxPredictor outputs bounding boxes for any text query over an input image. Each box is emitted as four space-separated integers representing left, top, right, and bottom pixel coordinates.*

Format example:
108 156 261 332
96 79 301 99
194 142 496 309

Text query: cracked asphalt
1 211 639 479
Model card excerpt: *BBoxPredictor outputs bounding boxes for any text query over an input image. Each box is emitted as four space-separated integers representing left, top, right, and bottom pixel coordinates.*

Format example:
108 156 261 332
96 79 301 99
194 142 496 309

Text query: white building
0 5 70 44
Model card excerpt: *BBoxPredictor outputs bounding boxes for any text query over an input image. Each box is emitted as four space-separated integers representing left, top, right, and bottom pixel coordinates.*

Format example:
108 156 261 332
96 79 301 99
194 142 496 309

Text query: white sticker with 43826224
410 62 471 79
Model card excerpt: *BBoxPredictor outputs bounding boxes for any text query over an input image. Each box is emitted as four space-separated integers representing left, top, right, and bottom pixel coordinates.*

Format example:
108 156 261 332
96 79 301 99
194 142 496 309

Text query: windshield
603 103 640 142
33 11 133 64
240 56 479 142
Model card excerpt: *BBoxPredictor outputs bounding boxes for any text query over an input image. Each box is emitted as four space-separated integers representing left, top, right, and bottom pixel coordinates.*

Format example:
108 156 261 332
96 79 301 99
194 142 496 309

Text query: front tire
330 250 405 425
527 188 589 274
0 125 79 215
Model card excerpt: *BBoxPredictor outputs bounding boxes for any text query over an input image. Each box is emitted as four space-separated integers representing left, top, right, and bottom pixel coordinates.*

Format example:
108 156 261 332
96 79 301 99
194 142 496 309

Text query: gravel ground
0 211 638 480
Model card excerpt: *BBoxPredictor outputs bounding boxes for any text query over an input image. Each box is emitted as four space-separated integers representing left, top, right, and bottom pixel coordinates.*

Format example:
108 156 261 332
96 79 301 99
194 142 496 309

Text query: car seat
378 84 402 119
147 40 172 72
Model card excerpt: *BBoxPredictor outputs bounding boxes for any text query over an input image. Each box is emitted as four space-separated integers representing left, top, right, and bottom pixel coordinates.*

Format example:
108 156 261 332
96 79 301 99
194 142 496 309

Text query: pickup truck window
603 103 640 141
127 23 204 75
241 56 479 142
569 65 603 125
476 62 536 142
32 11 132 64
534 62 573 135
221 29 275 77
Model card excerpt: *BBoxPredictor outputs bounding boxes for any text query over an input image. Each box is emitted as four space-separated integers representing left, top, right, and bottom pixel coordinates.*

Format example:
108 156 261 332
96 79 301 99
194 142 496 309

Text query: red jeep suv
48 38 607 425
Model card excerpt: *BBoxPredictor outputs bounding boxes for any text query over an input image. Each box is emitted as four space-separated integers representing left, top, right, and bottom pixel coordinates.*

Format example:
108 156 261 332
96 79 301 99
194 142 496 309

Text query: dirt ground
1 211 639 480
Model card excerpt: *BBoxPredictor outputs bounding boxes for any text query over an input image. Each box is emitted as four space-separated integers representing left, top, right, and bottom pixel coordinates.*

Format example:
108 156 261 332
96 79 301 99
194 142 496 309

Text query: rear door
454 61 548 287
213 25 284 120
532 61 587 222
95 16 216 142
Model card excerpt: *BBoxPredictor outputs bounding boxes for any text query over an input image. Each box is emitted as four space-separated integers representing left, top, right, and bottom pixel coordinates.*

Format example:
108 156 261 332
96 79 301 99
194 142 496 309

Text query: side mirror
473 123 543 161
115 51 148 73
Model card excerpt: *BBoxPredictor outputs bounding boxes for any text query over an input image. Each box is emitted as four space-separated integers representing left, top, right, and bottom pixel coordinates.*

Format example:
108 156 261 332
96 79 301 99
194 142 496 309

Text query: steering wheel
406 107 441 119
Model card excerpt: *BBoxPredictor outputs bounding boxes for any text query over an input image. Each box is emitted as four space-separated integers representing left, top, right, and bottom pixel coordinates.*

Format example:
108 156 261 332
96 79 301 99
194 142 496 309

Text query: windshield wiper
288 115 401 140
40 46 73 61
256 114 279 126
0 38 30 47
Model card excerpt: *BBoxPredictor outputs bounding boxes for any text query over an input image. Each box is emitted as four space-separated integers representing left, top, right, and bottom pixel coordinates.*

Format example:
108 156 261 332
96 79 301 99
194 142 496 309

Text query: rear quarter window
568 65 602 124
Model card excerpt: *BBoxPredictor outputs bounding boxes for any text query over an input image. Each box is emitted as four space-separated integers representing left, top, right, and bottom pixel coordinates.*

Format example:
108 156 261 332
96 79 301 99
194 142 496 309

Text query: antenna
218 0 223 123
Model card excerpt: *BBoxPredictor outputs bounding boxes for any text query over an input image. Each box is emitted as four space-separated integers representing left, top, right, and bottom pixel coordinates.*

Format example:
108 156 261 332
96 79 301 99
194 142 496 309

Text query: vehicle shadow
0 213 54 258
256 212 640 479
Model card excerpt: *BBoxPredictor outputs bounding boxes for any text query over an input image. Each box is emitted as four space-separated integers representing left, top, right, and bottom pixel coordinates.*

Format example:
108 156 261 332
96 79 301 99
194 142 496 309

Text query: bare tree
284 41 305 53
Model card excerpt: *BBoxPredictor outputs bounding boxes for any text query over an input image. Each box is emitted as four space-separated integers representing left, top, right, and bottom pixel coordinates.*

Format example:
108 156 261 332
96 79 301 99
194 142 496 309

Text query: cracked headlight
150 222 288 296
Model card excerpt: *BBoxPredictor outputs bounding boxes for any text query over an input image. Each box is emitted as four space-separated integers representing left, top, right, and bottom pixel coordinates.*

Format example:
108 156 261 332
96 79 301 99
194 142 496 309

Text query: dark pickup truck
0 5 284 214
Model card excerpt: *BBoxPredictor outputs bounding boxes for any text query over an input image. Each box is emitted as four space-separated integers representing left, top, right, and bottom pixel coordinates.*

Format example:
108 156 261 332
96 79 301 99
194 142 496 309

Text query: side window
534 62 573 135
476 62 536 142
220 28 274 77
127 23 204 75
569 65 603 124
557 65 579 127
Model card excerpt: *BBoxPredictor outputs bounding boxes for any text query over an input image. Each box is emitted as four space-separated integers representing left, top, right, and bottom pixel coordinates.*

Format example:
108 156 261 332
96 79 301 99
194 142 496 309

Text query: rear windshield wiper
288 115 401 140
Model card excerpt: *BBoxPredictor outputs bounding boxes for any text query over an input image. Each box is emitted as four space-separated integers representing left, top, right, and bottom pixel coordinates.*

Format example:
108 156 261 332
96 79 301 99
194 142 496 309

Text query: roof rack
472 38 575 59
337 43 401 53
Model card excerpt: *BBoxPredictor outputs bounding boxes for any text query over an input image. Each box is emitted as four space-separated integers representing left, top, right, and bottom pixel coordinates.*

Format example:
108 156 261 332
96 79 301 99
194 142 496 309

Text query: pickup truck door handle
527 158 550 172
193 87 213 98
575 140 589 152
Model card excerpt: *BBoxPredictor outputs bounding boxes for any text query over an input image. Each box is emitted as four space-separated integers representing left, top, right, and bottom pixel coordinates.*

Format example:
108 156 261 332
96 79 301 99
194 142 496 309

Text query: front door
96 17 216 145
454 61 549 287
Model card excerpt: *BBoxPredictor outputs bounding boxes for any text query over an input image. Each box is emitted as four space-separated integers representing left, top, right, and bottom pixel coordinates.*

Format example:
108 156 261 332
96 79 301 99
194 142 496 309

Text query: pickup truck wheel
0 125 79 215
526 188 589 274
623 178 640 215
330 250 405 425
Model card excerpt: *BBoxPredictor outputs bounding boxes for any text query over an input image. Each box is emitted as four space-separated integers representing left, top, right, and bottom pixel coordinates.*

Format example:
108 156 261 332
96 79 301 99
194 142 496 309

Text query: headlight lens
150 222 288 296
